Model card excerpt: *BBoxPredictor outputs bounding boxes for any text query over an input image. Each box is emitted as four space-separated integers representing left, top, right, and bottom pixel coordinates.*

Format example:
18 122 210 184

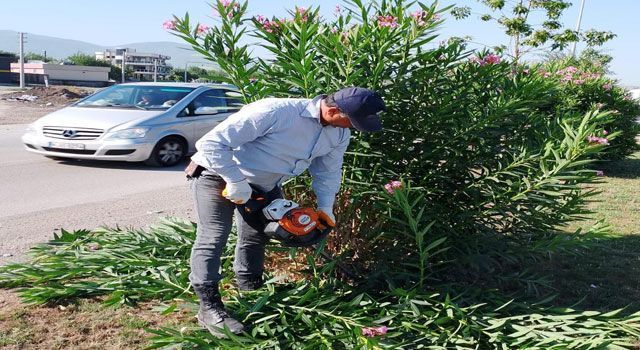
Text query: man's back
192 95 351 191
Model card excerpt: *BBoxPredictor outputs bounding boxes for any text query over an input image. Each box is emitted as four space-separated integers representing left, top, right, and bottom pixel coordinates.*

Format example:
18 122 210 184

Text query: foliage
0 219 195 305
168 0 621 307
0 50 18 62
170 0 618 285
453 0 616 62
165 66 228 82
23 52 55 63
539 54 640 159
65 52 123 81
2 219 640 349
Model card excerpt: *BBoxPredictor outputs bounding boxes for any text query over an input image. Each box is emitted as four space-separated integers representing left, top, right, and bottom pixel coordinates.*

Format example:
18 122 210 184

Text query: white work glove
317 207 336 228
222 179 252 204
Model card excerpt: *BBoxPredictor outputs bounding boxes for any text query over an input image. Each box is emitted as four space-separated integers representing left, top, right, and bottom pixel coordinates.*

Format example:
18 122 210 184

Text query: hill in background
0 30 215 69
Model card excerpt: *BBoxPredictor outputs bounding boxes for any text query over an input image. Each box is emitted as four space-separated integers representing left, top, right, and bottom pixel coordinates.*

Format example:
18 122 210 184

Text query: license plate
49 142 85 150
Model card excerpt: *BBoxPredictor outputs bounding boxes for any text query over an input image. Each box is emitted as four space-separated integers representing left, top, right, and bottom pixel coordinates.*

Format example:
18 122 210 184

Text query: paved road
0 124 195 264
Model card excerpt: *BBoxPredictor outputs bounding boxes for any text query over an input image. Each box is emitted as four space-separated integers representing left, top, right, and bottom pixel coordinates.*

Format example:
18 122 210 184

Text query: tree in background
166 65 228 82
65 52 123 81
0 50 19 63
452 0 615 62
24 52 56 63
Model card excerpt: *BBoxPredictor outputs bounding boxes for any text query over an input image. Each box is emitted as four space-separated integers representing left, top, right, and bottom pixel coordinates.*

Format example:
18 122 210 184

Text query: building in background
95 48 170 81
9 62 109 86
0 54 15 84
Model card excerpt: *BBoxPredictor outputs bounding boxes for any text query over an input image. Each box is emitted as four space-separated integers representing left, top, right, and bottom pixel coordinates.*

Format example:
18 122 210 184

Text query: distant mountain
0 30 215 68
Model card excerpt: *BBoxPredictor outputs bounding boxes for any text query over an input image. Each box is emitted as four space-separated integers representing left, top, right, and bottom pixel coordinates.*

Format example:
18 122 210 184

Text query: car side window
190 89 228 115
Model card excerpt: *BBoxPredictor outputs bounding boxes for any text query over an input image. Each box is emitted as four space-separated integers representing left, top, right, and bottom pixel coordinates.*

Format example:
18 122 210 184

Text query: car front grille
42 126 104 140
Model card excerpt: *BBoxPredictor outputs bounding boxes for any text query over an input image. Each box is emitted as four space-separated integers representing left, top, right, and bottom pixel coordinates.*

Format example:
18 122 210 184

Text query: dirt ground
0 289 195 350
0 86 93 106
0 86 95 125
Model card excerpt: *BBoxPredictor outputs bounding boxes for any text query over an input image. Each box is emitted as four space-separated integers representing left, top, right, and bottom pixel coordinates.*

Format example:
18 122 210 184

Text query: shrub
540 55 640 159
167 0 618 284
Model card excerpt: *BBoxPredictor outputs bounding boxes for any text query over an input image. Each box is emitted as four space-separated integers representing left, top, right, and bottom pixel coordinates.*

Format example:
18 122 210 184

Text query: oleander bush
2 0 640 348
539 54 640 160
167 0 619 284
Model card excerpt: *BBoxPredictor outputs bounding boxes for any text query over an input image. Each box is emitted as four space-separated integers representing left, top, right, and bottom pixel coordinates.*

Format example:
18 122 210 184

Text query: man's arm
308 131 350 211
195 104 277 184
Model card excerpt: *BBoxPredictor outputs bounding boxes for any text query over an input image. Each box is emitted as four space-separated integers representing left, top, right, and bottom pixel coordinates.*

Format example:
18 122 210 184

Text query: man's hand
222 179 252 204
317 207 336 227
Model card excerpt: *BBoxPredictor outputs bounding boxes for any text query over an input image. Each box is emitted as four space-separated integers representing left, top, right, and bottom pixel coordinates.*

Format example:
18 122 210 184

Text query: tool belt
185 160 205 179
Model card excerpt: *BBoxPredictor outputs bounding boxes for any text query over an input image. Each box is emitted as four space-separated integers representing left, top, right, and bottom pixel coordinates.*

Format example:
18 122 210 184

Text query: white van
22 82 242 166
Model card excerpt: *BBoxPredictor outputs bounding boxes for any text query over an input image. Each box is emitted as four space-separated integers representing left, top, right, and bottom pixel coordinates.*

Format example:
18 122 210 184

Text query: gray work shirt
191 95 350 209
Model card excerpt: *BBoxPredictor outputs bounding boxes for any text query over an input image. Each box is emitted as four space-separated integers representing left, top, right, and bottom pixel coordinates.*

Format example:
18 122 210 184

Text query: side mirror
194 106 220 115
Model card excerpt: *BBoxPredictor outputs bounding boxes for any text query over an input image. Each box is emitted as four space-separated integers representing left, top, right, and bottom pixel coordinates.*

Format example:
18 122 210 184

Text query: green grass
548 151 640 311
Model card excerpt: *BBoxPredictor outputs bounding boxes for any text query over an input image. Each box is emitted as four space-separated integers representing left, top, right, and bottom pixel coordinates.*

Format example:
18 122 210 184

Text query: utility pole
121 51 126 83
571 0 586 57
19 32 25 88
153 58 158 82
43 50 47 62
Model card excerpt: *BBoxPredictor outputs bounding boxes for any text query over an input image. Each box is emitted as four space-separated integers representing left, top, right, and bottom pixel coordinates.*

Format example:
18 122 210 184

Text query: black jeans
188 171 282 288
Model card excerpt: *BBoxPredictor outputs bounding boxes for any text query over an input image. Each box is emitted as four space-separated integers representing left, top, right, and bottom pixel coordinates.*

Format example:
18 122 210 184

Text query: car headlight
105 127 149 139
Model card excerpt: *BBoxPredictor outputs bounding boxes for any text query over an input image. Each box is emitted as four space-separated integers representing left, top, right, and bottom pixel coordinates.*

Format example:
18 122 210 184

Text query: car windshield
75 85 195 109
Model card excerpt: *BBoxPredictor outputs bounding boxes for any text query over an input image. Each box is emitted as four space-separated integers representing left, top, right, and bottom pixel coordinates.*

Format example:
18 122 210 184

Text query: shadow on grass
595 156 640 179
543 234 640 313
445 233 640 315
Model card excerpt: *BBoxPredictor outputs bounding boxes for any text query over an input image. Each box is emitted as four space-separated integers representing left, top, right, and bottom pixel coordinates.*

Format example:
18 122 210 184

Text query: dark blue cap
333 87 386 132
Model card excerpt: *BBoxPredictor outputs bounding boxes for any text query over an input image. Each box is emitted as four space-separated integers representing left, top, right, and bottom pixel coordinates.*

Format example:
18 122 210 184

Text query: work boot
193 284 245 337
236 275 263 291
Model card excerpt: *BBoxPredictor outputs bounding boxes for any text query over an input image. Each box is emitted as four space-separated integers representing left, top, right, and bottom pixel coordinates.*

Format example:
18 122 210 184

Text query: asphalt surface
0 123 195 264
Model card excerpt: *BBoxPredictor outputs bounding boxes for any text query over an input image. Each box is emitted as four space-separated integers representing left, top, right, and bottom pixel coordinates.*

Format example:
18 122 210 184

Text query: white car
22 82 242 166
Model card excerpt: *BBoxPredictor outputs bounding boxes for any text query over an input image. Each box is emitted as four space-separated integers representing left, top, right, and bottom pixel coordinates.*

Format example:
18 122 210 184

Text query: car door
187 88 242 145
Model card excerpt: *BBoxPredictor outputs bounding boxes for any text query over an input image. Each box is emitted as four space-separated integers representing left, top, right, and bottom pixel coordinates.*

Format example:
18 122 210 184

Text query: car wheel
145 136 187 167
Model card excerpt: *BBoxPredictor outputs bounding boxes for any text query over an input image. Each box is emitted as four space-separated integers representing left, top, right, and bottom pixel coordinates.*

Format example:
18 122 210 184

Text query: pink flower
573 79 585 85
543 72 551 78
197 24 210 34
220 0 231 7
603 130 609 135
261 19 280 33
564 66 578 74
483 54 501 65
587 135 609 145
384 180 403 194
596 170 604 177
255 15 266 24
522 69 530 75
377 15 398 28
472 54 501 66
411 10 428 26
334 5 342 15
362 326 388 337
330 27 338 34
603 83 612 90
162 20 177 30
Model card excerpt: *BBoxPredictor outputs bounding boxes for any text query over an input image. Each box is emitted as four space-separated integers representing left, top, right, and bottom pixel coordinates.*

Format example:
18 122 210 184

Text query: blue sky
1 0 637 86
